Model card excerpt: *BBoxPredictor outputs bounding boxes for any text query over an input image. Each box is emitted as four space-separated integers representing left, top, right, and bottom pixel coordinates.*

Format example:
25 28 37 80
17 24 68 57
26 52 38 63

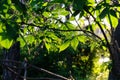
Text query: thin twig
18 22 102 41
4 64 61 80
0 59 68 80
28 64 68 80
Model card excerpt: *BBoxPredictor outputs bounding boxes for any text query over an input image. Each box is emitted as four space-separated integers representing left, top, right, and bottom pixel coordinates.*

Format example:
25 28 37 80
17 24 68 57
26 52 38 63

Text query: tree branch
84 7 112 54
1 59 68 80
19 22 102 41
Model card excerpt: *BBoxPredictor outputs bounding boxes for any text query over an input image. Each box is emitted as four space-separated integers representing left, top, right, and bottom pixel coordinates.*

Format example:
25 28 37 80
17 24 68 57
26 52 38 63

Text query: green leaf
102 46 107 51
87 0 95 6
52 8 69 16
47 32 60 42
0 38 13 49
60 8 69 16
0 30 14 49
90 43 95 52
59 40 70 52
3 8 8 13
42 2 48 6
43 12 51 18
106 15 118 28
7 0 12 4
69 16 75 20
16 17 22 22
66 22 75 29
0 23 4 33
99 8 109 19
17 37 26 47
26 35 35 44
78 35 86 43
71 37 79 50
45 42 51 52
111 15 118 28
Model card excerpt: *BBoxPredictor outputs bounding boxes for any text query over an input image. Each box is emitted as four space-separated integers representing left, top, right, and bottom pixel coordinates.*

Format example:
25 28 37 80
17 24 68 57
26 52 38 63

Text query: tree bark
2 41 20 80
108 45 120 80
108 19 120 80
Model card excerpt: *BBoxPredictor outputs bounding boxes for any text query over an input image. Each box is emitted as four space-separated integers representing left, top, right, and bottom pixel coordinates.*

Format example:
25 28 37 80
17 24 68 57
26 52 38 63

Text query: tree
2 42 20 80
0 0 120 79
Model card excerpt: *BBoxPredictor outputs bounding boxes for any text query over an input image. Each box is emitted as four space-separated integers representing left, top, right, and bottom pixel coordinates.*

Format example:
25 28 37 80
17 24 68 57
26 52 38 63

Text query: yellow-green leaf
45 42 51 51
17 37 26 47
43 12 51 18
110 15 118 28
42 2 48 6
71 37 79 50
26 35 35 44
78 35 86 43
59 40 70 52
0 39 13 49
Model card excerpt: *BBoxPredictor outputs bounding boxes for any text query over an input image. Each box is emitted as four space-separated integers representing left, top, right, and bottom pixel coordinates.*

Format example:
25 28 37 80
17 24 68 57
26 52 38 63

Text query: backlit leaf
0 39 13 49
42 2 48 6
106 15 118 28
78 35 86 43
45 42 51 51
110 15 118 28
43 12 51 18
17 37 26 47
27 35 35 44
71 37 79 50
59 40 70 52
7 0 12 4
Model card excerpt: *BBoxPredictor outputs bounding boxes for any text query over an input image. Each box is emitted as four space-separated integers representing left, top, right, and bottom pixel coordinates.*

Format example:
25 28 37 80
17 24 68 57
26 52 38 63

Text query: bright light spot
99 57 110 63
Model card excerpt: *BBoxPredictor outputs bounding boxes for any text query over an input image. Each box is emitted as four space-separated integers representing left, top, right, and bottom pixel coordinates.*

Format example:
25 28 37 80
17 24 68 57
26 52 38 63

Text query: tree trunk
108 39 120 80
2 41 20 80
108 50 120 80
107 17 120 80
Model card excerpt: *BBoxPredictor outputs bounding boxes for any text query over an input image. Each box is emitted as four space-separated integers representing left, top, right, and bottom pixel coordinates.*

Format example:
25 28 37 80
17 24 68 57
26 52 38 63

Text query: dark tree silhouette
114 19 120 47
2 41 20 80
108 19 120 80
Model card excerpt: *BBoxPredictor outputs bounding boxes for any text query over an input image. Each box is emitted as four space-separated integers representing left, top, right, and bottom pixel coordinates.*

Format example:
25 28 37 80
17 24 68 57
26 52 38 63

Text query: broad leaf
43 12 51 18
52 8 69 16
106 15 118 28
71 37 79 50
0 38 13 49
26 35 35 44
7 0 12 4
59 40 70 52
17 37 26 47
78 35 86 43
110 15 118 28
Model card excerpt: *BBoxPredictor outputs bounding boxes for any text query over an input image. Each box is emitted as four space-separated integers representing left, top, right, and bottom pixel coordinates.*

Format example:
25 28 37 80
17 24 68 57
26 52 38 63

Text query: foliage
0 0 119 79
